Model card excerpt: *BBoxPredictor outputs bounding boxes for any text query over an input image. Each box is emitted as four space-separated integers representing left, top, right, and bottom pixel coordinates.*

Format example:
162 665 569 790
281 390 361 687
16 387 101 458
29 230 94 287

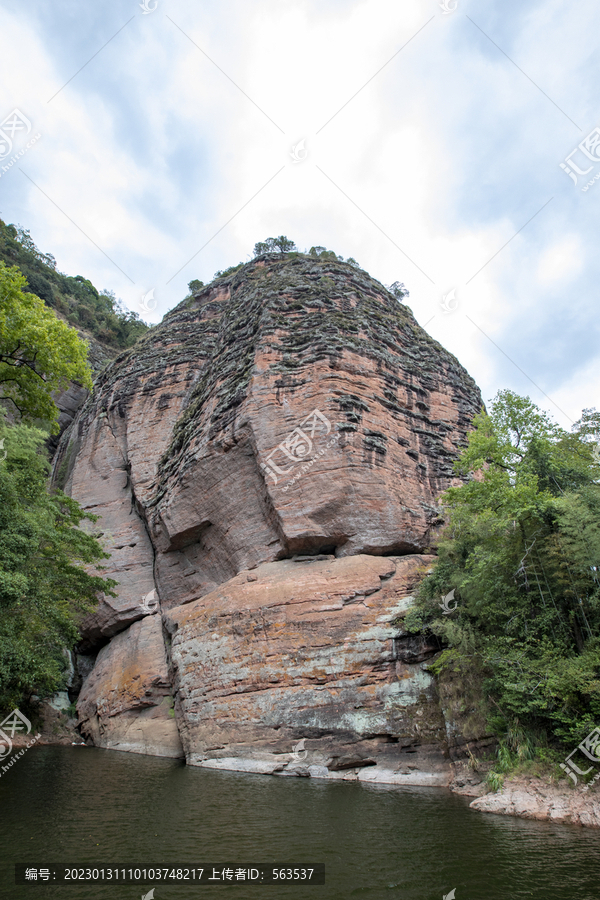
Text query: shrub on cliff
0 420 116 711
406 390 600 755
387 281 410 300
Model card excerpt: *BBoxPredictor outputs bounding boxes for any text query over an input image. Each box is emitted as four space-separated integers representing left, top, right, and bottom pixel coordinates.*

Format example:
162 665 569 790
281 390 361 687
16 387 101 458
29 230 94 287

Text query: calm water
0 746 598 900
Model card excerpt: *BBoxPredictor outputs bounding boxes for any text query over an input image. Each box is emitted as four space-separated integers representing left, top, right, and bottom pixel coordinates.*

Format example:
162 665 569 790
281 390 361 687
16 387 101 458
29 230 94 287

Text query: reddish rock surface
54 255 600 825
77 615 183 758
56 253 484 783
162 553 450 783
54 254 481 640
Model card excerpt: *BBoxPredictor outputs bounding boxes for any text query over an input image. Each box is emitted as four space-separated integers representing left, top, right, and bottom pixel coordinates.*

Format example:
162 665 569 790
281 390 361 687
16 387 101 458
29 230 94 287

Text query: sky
0 0 599 428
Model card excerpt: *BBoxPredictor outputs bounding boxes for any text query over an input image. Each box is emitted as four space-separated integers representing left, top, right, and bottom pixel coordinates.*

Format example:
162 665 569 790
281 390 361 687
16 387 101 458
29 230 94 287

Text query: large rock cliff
55 252 485 783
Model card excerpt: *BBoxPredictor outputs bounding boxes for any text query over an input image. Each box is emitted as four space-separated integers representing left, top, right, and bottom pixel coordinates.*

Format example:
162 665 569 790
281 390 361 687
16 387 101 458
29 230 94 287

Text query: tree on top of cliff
204 238 368 293
307 246 361 267
253 236 297 256
388 281 410 300
0 263 93 431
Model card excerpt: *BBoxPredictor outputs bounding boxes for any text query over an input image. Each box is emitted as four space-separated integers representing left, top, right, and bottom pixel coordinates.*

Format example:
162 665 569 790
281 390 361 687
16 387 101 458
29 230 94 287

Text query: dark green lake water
0 746 598 900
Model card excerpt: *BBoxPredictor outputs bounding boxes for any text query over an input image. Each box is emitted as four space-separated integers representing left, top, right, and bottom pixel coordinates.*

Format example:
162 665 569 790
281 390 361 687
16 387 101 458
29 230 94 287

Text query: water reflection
0 746 598 900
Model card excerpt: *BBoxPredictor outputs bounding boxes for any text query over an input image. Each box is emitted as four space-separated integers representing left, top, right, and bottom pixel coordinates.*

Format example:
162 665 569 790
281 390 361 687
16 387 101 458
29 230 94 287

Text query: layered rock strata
469 778 600 828
53 252 485 778
54 253 481 642
77 614 183 758
164 553 450 783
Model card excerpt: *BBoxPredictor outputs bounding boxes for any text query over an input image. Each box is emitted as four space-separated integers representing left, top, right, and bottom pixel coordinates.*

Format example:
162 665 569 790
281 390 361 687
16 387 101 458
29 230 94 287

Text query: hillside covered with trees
0 219 148 352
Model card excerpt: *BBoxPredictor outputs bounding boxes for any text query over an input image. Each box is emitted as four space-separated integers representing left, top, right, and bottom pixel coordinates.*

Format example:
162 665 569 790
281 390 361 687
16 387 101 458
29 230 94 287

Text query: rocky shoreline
13 718 600 828
462 772 600 829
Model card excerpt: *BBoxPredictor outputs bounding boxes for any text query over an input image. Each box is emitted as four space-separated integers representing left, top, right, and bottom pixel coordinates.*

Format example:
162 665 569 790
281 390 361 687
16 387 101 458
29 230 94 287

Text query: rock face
54 252 484 781
47 331 115 457
77 615 183 758
55 253 481 638
164 553 449 783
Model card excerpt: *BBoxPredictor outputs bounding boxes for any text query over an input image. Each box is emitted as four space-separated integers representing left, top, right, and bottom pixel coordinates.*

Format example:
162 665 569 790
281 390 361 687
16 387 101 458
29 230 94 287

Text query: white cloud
0 0 599 426
536 237 583 285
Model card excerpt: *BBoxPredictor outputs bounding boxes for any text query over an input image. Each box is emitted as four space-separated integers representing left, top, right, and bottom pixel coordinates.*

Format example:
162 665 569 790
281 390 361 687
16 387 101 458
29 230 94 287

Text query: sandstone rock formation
164 553 450 783
77 615 183 758
47 331 114 456
54 252 484 779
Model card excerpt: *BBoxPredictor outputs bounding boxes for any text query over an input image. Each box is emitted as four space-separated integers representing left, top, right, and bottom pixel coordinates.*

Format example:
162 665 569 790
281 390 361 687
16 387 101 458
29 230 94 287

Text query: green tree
253 236 296 256
273 235 296 252
406 390 600 754
0 420 116 711
308 246 339 260
307 245 360 266
188 279 204 293
388 281 409 300
0 262 92 430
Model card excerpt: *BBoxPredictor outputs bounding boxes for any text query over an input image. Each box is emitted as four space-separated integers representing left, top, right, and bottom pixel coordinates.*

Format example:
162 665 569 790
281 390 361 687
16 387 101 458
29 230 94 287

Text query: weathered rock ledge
76 553 455 781
469 776 600 828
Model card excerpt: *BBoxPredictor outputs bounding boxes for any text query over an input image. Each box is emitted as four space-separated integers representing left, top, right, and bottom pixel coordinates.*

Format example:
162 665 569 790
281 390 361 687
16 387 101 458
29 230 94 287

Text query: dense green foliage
0 219 148 350
0 420 115 711
406 391 600 760
0 248 116 711
0 264 92 430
